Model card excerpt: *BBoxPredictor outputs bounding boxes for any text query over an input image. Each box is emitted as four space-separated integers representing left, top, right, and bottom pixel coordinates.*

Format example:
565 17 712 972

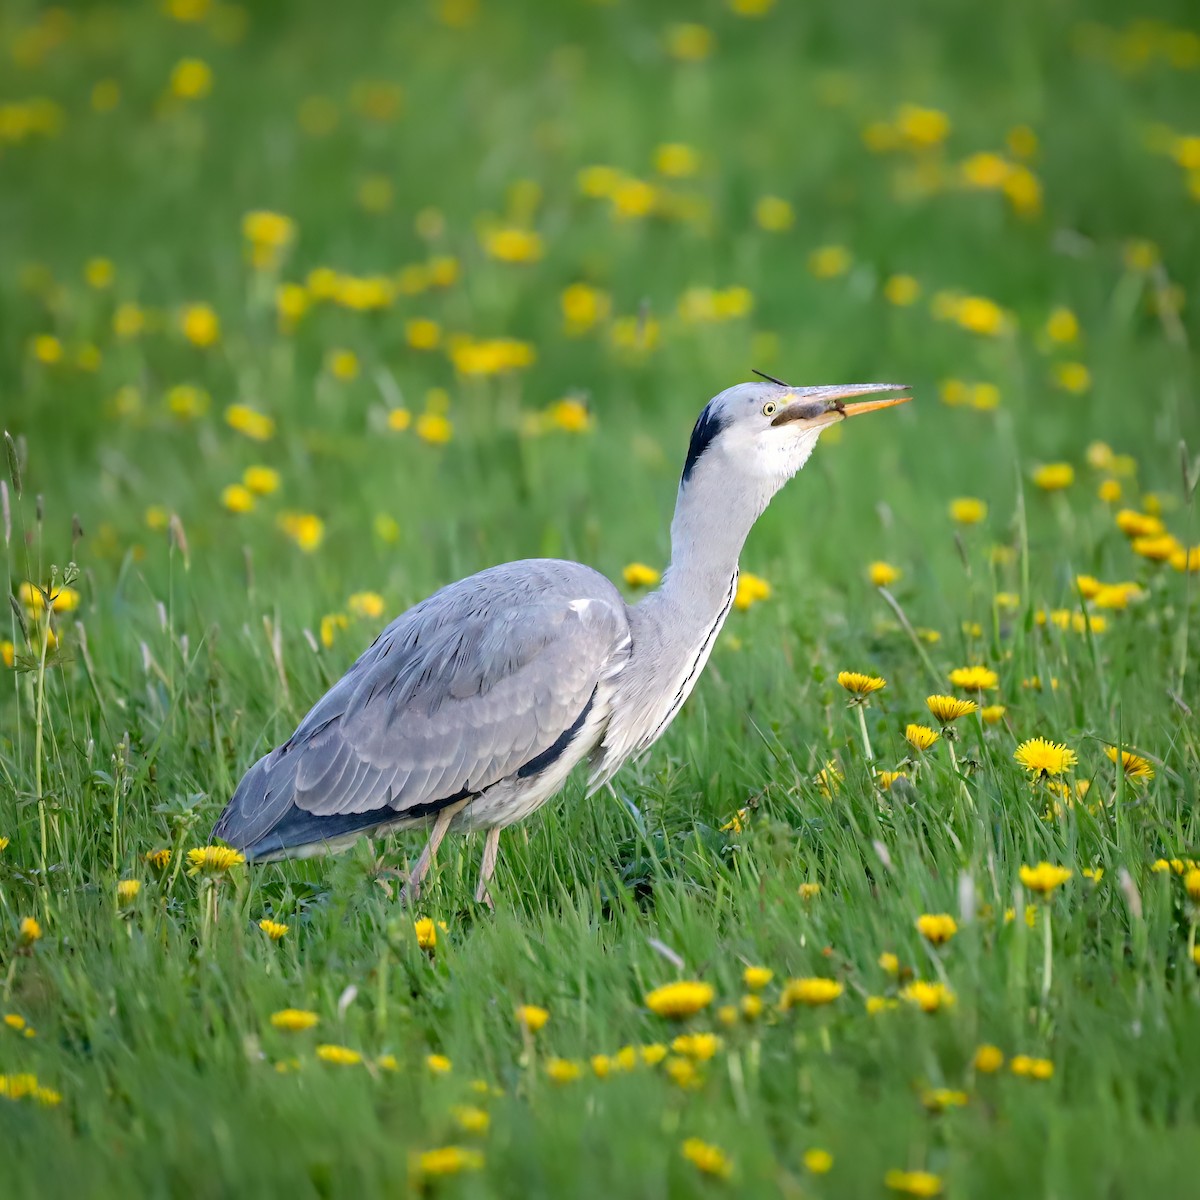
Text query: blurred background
2 0 1196 630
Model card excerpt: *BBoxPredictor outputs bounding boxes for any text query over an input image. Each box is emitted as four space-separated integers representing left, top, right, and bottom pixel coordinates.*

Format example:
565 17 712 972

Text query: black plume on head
681 402 726 484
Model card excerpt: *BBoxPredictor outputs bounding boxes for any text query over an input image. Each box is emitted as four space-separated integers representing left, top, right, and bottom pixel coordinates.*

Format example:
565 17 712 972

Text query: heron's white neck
630 466 778 661
663 466 780 607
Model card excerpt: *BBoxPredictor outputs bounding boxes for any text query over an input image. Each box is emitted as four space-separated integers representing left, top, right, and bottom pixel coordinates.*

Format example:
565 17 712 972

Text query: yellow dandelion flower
654 142 699 178
481 226 543 264
734 572 771 611
884 1169 943 1197
259 919 289 941
900 981 955 1013
84 257 115 289
837 670 886 698
926 694 978 723
413 1146 484 1177
740 994 763 1019
896 103 950 147
949 497 987 524
799 882 822 901
955 295 1006 336
1053 361 1091 394
186 846 245 875
922 1087 968 1111
144 848 171 870
1033 463 1075 491
640 1043 669 1066
1105 746 1154 782
681 1138 732 1179
1010 1054 1053 1080
645 980 714 1018
347 591 385 620
452 1104 490 1134
326 348 359 381
1132 533 1180 562
1098 478 1122 503
165 383 210 420
815 761 843 798
1045 307 1079 343
623 562 660 589
719 808 749 833
316 1044 362 1066
1014 739 1077 777
916 913 958 946
884 274 921 306
1019 862 1073 896
876 952 899 977
877 770 908 790
413 917 442 951
742 966 773 991
320 613 348 649
949 665 998 691
544 398 593 434
225 404 276 442
666 23 714 62
804 1148 834 1174
278 511 325 553
116 879 141 904
426 1053 452 1074
1171 545 1200 573
515 1004 549 1032
869 561 901 587
18 917 41 945
905 724 940 751
754 195 794 232
169 57 212 100
269 1009 319 1031
671 1032 721 1060
979 705 1006 725
221 484 256 514
974 1043 1004 1073
416 413 453 445
780 977 843 1008
1116 509 1163 538
560 283 611 333
243 465 280 496
808 244 851 278
546 1057 582 1084
179 302 220 347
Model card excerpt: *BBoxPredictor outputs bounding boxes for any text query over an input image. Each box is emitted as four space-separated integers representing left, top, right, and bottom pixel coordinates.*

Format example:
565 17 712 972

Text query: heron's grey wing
214 561 629 850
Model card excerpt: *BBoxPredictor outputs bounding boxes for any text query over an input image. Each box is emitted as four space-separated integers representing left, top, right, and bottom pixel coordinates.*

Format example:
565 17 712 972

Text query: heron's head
681 379 910 490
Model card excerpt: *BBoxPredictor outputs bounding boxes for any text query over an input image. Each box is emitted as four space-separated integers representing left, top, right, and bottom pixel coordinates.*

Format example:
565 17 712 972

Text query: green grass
2 0 1200 1195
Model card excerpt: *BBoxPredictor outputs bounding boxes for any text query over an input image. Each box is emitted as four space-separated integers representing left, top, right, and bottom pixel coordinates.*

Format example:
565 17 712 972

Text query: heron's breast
452 683 617 831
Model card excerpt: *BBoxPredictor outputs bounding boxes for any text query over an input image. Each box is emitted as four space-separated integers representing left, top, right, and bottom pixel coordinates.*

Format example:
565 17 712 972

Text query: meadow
2 0 1200 1195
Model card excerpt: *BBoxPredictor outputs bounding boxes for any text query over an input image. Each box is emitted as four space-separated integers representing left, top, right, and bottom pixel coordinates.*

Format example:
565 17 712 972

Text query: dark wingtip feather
210 752 291 852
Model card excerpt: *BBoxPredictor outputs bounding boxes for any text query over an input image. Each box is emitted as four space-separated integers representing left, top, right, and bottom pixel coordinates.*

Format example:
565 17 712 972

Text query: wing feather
215 560 630 848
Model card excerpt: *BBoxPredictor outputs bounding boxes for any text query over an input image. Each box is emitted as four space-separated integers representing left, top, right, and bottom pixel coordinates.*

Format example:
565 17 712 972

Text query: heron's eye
762 401 778 417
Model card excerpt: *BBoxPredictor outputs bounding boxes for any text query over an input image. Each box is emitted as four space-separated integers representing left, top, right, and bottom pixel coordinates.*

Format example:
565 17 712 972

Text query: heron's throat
661 469 776 608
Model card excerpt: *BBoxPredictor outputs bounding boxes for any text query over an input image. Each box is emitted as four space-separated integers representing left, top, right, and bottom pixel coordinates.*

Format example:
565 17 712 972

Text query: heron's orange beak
771 383 911 428
840 392 911 418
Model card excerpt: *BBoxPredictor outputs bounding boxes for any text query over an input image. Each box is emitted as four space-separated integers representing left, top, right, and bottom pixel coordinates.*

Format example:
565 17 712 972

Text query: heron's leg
399 806 457 906
474 828 502 909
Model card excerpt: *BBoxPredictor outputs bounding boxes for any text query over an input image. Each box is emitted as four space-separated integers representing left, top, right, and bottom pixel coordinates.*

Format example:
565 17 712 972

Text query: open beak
771 383 911 428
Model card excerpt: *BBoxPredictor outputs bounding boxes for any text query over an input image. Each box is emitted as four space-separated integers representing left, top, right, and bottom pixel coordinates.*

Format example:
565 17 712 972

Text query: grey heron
212 379 908 904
